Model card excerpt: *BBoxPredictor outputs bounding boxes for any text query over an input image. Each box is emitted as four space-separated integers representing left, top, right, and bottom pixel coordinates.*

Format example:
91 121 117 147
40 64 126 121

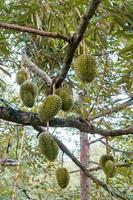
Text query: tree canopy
0 0 132 199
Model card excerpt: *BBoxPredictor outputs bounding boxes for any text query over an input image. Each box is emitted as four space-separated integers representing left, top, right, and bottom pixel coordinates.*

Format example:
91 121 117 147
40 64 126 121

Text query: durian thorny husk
38 132 59 161
38 94 62 122
99 154 116 178
20 81 38 107
16 67 28 85
104 160 116 178
99 154 114 168
55 87 73 112
74 54 96 82
56 167 70 189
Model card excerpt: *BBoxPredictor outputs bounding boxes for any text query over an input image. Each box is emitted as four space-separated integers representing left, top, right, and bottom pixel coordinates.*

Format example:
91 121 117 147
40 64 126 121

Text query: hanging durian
20 81 38 107
99 154 116 178
56 167 70 189
38 94 62 122
55 87 73 112
104 160 116 178
74 54 96 82
38 132 59 161
16 67 28 85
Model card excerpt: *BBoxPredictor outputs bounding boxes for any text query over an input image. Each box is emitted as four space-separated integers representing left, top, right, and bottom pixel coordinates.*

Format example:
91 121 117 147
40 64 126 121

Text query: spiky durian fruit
55 87 73 112
56 167 70 189
74 54 96 82
38 94 62 122
99 154 116 178
16 67 28 85
104 160 116 178
99 155 114 168
38 132 59 161
20 81 38 107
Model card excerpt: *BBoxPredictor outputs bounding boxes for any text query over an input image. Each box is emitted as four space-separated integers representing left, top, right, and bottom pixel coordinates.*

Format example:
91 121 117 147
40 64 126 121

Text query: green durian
20 81 38 107
38 94 62 122
104 160 116 178
56 87 73 112
74 54 96 82
99 154 116 178
56 167 70 189
16 67 28 85
38 132 59 161
99 154 114 168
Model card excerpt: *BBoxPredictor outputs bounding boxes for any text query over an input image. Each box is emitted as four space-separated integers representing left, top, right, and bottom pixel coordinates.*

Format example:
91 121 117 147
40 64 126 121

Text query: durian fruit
55 87 73 112
38 94 62 122
74 54 96 82
20 81 38 107
104 160 116 178
99 154 116 178
16 67 28 85
38 132 59 161
56 167 70 189
99 154 114 168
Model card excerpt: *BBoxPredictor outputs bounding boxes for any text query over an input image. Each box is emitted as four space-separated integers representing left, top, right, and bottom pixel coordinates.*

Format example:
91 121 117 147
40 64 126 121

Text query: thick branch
0 106 133 137
59 0 101 80
22 52 52 85
90 98 133 120
0 22 70 42
77 0 101 36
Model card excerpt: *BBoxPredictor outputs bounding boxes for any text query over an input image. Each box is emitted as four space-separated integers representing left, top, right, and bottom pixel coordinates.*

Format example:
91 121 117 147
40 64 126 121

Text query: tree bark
80 132 91 200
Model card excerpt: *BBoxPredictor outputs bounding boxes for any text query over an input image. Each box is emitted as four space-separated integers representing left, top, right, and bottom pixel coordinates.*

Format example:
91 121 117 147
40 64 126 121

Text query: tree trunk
80 132 91 200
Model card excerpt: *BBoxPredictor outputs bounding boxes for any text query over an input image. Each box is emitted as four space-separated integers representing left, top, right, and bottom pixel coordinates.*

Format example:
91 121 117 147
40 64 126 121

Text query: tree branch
34 126 127 200
100 140 133 154
22 51 52 85
89 136 105 145
90 98 133 120
0 22 70 42
70 163 131 174
0 106 132 137
59 0 101 81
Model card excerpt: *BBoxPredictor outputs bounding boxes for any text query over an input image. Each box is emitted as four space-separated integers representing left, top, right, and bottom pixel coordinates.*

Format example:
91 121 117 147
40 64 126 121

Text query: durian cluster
99 154 116 178
38 86 73 123
16 67 38 108
38 132 70 189
55 87 73 112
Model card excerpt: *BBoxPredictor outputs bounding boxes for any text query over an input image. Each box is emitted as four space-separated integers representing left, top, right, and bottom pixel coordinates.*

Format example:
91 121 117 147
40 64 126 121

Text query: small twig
105 136 109 155
69 163 132 174
17 186 34 200
100 140 133 154
90 98 133 121
89 136 105 145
